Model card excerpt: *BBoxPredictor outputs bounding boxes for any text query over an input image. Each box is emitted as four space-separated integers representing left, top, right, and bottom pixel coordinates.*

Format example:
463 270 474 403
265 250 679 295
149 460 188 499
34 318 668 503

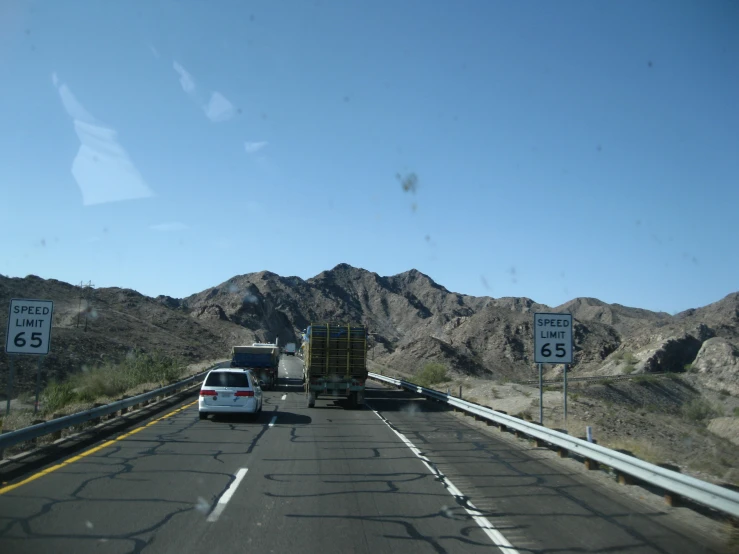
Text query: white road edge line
207 468 248 522
281 394 287 400
369 408 520 554
269 415 277 427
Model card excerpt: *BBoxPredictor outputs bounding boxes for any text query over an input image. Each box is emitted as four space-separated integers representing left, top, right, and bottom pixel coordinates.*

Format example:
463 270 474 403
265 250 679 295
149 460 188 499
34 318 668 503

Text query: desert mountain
0 275 253 393
2 266 738 395
182 264 739 387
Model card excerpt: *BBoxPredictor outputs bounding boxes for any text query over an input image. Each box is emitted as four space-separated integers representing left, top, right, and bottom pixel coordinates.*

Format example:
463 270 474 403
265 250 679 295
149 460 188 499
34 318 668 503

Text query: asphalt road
0 356 729 553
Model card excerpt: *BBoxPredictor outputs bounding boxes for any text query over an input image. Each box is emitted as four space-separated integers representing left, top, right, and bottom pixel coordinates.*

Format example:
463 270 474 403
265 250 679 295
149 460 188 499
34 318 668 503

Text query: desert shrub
414 362 448 388
682 398 720 422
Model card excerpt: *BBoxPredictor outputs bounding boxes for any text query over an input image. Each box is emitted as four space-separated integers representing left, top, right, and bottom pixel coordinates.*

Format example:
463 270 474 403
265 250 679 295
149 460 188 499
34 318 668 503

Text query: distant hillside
183 264 739 388
0 275 251 394
2 266 738 397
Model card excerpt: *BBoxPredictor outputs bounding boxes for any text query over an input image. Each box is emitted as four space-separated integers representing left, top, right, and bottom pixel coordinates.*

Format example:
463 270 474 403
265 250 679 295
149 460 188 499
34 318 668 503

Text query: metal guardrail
0 362 227 454
367 372 739 519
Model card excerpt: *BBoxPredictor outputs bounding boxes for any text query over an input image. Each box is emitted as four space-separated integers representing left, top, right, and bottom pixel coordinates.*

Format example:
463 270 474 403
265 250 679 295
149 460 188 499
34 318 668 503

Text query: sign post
562 364 567 422
34 356 43 414
538 363 543 424
534 313 573 428
5 357 15 417
5 299 54 417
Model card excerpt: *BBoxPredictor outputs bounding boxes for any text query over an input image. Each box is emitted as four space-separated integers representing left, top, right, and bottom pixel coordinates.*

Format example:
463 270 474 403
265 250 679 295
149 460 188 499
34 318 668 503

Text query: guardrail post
0 429 9 459
584 458 598 469
664 492 680 507
92 404 104 425
51 414 63 440
617 472 634 485
29 420 45 445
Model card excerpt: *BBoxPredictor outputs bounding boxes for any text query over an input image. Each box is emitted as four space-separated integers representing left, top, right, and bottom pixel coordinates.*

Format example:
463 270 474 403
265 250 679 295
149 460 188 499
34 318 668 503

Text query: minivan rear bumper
198 399 259 413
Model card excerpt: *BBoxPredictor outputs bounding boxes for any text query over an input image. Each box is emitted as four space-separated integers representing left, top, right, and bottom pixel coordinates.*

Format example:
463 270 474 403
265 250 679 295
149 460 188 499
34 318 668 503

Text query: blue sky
1 0 737 314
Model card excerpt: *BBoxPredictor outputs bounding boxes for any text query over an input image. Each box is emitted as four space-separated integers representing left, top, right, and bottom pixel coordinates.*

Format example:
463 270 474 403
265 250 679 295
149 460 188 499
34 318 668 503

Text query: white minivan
199 369 263 420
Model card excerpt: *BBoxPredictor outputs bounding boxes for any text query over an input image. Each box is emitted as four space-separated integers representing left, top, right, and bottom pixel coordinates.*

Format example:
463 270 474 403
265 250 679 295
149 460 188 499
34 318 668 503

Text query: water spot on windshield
480 275 491 291
195 496 210 515
397 172 418 194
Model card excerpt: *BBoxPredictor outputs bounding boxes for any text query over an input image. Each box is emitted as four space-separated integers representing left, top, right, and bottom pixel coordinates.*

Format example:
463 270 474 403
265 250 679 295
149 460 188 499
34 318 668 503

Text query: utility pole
77 280 95 331
76 281 84 328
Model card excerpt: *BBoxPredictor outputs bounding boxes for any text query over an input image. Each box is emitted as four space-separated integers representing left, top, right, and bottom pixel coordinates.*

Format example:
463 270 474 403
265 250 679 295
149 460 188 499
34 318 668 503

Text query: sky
0 0 737 314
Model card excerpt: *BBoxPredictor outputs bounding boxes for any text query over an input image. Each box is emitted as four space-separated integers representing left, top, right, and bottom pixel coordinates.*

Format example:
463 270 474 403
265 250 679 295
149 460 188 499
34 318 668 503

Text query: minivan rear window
205 372 251 388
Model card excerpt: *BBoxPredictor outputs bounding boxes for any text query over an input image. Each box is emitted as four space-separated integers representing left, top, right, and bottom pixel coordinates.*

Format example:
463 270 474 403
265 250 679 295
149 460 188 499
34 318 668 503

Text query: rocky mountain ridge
181 264 739 389
1 265 737 395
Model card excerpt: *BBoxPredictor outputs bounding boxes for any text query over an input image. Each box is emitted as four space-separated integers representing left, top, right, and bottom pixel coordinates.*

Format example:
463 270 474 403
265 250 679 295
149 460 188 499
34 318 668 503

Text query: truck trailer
303 323 367 408
231 345 279 389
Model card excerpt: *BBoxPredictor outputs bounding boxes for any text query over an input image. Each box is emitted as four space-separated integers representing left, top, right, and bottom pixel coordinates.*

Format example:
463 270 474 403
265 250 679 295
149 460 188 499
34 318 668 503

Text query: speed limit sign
534 312 573 364
5 299 54 355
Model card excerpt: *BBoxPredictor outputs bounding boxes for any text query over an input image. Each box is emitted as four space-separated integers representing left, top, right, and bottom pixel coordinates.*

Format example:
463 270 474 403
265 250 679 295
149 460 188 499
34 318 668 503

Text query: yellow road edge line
0 400 198 495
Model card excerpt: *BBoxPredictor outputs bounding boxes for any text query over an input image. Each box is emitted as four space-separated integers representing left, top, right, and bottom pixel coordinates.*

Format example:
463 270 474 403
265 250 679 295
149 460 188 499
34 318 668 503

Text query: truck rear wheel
348 392 358 410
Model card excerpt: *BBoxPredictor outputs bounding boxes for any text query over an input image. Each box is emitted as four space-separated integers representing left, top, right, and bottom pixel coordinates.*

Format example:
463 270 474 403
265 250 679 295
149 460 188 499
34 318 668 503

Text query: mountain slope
0 275 250 393
3 267 738 393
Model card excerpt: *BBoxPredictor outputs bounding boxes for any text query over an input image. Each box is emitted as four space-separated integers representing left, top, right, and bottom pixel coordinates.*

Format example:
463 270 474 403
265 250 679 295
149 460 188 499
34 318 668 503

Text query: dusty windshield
1 2 738 553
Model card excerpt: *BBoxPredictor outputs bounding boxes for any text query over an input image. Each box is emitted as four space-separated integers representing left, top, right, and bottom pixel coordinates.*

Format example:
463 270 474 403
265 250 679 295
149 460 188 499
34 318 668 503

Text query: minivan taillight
235 391 254 397
200 390 217 396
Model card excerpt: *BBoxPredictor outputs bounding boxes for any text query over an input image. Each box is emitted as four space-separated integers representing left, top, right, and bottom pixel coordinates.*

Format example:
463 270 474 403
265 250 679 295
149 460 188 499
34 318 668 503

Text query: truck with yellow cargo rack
302 323 368 408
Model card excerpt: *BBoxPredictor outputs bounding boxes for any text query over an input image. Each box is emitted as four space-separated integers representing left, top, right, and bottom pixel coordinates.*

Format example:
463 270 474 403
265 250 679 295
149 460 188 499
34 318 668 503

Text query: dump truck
303 323 367 408
230 345 279 389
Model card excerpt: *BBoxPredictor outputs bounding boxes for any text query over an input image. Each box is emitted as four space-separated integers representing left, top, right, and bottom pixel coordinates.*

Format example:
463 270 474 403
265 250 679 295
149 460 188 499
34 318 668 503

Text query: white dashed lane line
207 468 248 522
269 415 277 427
281 394 287 400
369 407 520 554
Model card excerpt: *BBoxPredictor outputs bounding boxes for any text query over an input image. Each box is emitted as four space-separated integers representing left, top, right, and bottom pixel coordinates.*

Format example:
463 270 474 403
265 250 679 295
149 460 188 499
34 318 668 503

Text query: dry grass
603 438 666 465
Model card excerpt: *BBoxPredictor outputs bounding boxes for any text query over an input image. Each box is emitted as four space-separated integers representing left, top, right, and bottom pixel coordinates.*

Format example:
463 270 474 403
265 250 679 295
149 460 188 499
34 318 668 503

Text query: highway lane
0 356 730 553
366 387 728 553
0 357 496 553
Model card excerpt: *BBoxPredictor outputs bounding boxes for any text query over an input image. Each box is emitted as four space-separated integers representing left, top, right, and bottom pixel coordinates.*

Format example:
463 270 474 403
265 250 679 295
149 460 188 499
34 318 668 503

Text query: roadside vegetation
414 362 449 388
682 398 724 422
41 350 184 414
